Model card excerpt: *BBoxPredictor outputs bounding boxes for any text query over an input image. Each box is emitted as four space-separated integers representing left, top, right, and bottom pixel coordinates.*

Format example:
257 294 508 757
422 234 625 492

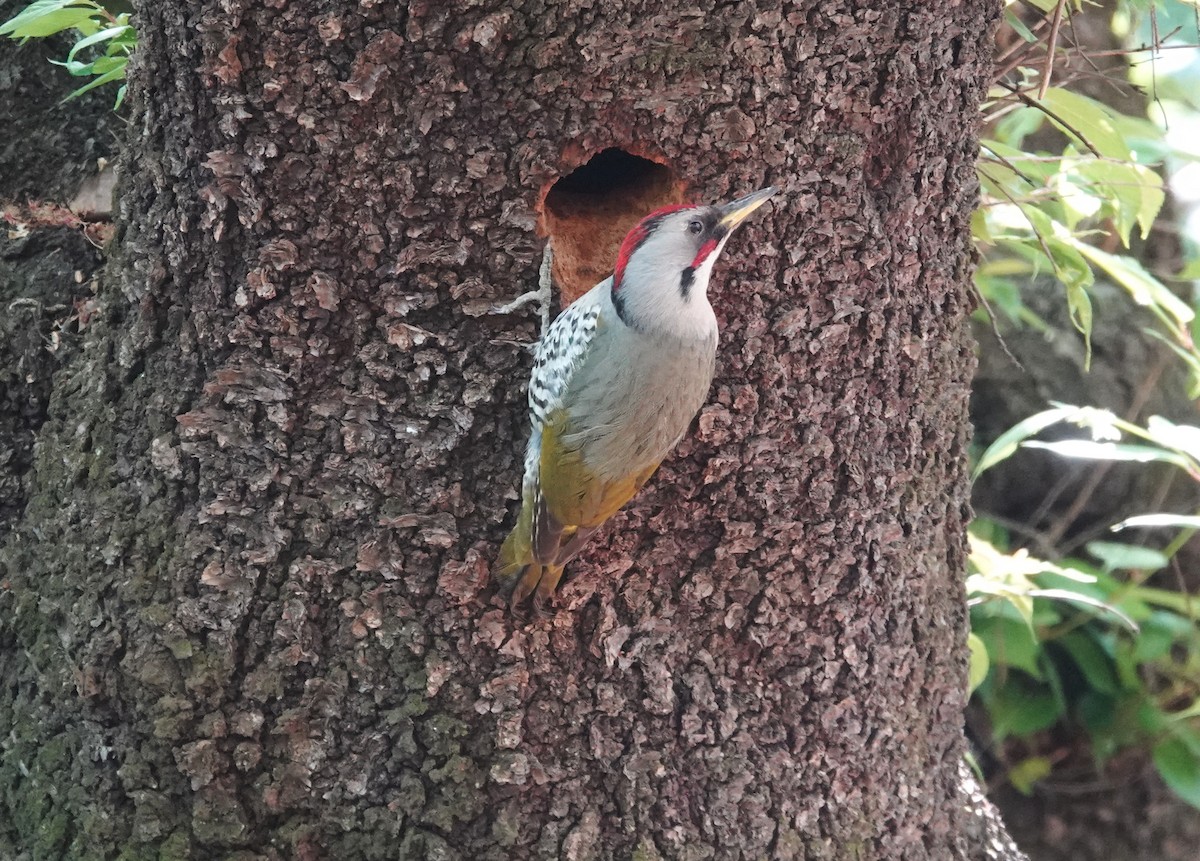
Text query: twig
1170 556 1196 626
1038 0 1067 99
971 279 1026 373
979 143 1041 188
994 79 1104 158
978 166 1062 270
1063 4 1101 75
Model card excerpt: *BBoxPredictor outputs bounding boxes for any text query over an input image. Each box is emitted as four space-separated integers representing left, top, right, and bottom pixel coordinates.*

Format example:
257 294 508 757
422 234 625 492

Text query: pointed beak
716 186 779 233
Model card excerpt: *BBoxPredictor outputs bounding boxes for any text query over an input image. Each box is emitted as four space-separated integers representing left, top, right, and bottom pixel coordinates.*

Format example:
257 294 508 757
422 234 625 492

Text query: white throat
616 237 726 342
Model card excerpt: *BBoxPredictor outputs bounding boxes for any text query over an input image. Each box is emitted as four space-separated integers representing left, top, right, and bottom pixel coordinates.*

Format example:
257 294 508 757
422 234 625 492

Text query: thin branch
1063 3 1101 75
993 80 1104 158
1039 0 1067 99
971 279 1027 373
978 143 1041 188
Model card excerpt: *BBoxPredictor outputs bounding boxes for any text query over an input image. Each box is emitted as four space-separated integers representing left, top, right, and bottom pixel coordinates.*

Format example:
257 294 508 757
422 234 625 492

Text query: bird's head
611 186 778 337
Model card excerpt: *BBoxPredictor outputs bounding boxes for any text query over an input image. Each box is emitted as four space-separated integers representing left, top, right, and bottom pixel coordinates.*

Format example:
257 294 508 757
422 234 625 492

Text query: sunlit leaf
1039 88 1133 161
0 5 94 38
1027 587 1140 633
973 405 1081 479
1072 242 1195 331
1024 440 1194 470
1114 513 1200 531
1071 160 1164 246
1145 416 1200 463
1009 756 1053 795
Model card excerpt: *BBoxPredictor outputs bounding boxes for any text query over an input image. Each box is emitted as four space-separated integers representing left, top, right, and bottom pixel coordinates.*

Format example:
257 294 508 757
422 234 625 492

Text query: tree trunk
0 2 1021 859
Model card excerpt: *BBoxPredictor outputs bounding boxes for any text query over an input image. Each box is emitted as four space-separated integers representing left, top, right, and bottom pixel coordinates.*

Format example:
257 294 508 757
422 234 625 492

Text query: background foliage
972 0 1200 811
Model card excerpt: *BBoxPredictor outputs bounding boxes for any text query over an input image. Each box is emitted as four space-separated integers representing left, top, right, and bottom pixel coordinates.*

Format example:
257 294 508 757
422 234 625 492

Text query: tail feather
495 496 535 589
494 494 570 616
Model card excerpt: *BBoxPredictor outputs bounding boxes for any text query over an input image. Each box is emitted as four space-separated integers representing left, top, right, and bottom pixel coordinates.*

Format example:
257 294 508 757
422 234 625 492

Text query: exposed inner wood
540 148 683 303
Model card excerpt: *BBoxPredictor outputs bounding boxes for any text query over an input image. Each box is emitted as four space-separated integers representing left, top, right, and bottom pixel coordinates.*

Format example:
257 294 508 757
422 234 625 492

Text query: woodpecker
496 186 779 614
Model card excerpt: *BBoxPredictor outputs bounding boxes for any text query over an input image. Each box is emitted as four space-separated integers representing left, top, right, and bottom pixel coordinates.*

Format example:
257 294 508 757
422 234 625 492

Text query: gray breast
560 325 718 482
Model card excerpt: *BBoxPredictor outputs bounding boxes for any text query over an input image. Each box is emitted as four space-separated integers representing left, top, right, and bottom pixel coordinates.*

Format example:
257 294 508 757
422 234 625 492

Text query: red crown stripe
613 203 694 290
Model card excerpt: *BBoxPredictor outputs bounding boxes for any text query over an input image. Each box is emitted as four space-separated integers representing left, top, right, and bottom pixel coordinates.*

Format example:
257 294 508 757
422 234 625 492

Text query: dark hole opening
540 148 682 302
549 148 669 197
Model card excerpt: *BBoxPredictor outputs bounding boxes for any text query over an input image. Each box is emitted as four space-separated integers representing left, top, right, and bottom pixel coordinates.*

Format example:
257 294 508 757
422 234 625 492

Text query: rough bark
0 2 1020 859
1 30 114 538
0 227 103 535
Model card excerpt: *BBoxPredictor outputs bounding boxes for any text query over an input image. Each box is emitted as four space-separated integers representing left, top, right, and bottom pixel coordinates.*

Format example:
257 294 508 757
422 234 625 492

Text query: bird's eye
687 220 703 235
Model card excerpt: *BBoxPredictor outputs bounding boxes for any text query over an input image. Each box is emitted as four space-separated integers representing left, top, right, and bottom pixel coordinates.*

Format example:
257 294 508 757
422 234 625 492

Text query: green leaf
1175 258 1200 281
1072 242 1195 331
967 632 990 695
974 273 1025 322
0 0 68 35
1070 160 1164 246
1063 274 1093 364
1077 690 1118 734
1086 541 1170 572
1054 168 1104 233
1131 584 1200 615
66 23 133 63
1038 88 1133 161
1132 611 1190 663
1168 700 1200 723
0 5 96 38
973 405 1080 479
1153 735 1200 808
979 139 1059 185
1055 631 1119 695
972 614 1043 678
1003 8 1040 43
1138 700 1170 736
62 62 126 102
1008 756 1053 795
988 674 1062 739
992 104 1046 148
1135 168 1166 240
